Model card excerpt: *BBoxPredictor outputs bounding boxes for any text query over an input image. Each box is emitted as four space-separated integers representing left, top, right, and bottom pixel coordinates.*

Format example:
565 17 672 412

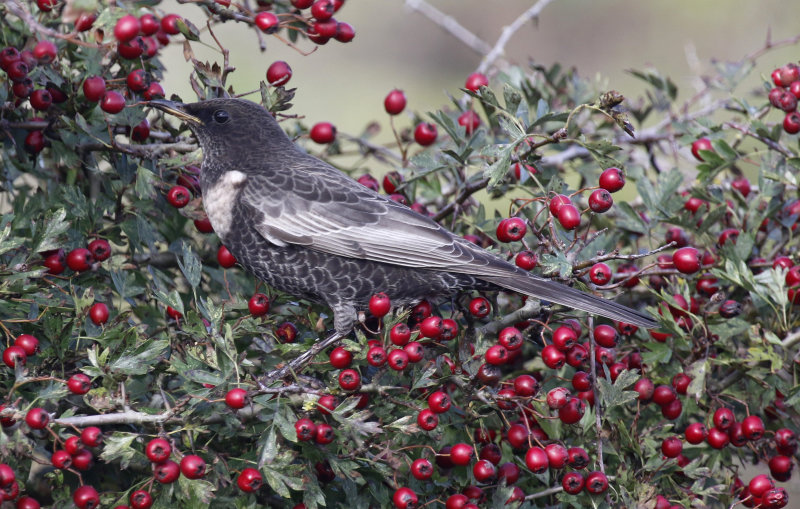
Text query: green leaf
99 432 138 469
539 251 572 278
109 340 169 375
31 208 69 254
257 427 279 466
177 241 202 288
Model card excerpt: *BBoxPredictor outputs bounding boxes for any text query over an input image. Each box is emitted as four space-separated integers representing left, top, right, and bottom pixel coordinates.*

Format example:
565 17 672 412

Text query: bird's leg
259 329 343 387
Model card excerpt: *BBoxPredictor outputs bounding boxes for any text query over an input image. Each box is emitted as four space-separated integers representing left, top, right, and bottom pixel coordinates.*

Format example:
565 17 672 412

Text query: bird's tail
482 274 658 328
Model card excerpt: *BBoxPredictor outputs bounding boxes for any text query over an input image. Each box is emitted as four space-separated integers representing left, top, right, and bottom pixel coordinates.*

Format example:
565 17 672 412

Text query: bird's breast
203 170 248 239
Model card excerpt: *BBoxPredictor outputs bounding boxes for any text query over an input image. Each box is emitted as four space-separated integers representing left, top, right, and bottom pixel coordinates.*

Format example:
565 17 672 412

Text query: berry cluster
768 63 800 134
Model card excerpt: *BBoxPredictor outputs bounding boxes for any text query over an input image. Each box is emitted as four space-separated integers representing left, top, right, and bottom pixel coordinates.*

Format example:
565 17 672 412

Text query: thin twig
403 0 492 57
476 0 557 74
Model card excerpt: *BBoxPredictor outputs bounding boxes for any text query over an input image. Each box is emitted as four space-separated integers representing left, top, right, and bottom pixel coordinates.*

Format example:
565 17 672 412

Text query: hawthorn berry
514 250 537 270
464 72 489 92
469 297 491 318
154 459 180 483
130 490 152 509
217 245 237 268
248 293 270 316
267 60 292 86
66 248 93 271
384 89 406 115
114 15 141 42
598 167 625 192
25 407 49 429
472 459 496 483
392 487 418 509
691 137 713 161
585 471 609 495
496 217 526 242
338 368 361 389
414 122 438 146
329 346 352 368
100 91 126 113
368 292 390 317
225 388 248 409
67 373 91 395
237 467 263 493
684 422 708 444
562 471 585 495
180 454 206 479
87 238 111 261
160 14 182 35
13 334 39 356
557 204 581 230
417 408 438 430
72 485 100 509
255 12 280 33
89 302 109 325
145 437 172 463
588 188 613 212
167 185 191 208
310 122 336 143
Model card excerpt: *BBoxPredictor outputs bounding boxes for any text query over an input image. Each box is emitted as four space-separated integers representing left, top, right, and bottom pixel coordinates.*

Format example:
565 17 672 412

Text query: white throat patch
204 170 247 238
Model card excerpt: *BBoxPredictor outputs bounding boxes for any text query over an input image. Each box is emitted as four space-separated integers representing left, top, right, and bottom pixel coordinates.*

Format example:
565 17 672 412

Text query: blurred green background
160 0 800 136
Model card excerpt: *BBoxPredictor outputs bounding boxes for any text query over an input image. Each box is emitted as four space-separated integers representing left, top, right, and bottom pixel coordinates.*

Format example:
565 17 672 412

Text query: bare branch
403 0 492 57
476 0 558 74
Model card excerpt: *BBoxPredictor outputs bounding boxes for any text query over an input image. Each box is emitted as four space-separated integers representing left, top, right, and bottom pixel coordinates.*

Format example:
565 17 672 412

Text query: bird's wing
239 161 514 278
239 160 657 328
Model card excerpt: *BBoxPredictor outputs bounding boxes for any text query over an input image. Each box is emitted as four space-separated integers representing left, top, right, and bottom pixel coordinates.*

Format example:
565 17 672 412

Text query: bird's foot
259 330 343 387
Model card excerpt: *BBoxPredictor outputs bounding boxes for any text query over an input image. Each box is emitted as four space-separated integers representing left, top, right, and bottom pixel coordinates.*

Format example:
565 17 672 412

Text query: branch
403 0 492 57
476 0 558 74
55 410 174 427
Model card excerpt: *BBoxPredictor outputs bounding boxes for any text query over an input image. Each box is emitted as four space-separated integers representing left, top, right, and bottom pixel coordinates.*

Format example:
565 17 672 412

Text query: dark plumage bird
151 98 656 345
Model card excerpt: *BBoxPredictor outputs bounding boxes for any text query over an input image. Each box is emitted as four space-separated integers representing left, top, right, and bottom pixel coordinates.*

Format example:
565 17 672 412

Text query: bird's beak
148 99 203 125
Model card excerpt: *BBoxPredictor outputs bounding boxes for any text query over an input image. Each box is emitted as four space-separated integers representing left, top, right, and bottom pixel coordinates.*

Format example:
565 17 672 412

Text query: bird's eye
213 110 230 124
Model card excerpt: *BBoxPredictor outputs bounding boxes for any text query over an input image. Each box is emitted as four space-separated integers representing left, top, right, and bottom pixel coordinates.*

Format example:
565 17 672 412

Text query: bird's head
149 98 294 163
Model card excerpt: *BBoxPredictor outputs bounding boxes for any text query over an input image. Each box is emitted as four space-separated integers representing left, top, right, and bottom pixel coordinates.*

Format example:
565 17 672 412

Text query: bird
149 98 656 357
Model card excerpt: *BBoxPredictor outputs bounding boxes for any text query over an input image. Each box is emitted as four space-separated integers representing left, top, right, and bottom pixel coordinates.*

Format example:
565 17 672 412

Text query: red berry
67 247 93 271
25 407 49 429
87 239 111 261
748 474 775 498
472 459 496 483
143 81 165 101
145 437 172 463
73 485 100 509
266 60 292 86
514 374 539 396
598 167 625 192
661 436 682 458
67 373 91 395
114 15 141 42
484 344 508 365
671 372 692 395
498 326 523 350
514 250 537 270
82 76 106 102
414 122 438 146
390 323 411 346
464 72 489 92
52 450 72 469
419 316 443 338
457 110 480 134
383 89 407 115
562 471 585 495
180 454 206 479
275 321 298 343
334 22 355 43
254 11 279 33
784 111 800 134
741 415 765 440
161 14 182 35
524 446 549 473
81 426 103 447
547 386 570 409
225 388 248 409
310 122 336 143
410 458 432 481
691 138 713 161
558 397 585 424
217 245 237 268
329 346 352 369
167 185 191 208
673 247 700 274
496 217 526 242
713 407 734 430
237 467 263 492
89 302 109 325
542 344 565 369
294 418 317 441
469 296 491 318
405 342 425 363
557 204 581 230
552 325 577 351
71 449 93 471
13 334 39 356
100 91 126 114
417 408 438 430
427 391 450 413
684 422 708 444
28 89 52 111
588 262 612 285
154 459 180 483
707 427 730 449
6 60 29 81
130 490 152 509
450 442 474 466
588 188 613 212
32 40 57 64
248 293 270 316
338 368 361 390
592 324 617 348
392 487 418 509
585 471 609 495
369 292 391 317
140 13 160 35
